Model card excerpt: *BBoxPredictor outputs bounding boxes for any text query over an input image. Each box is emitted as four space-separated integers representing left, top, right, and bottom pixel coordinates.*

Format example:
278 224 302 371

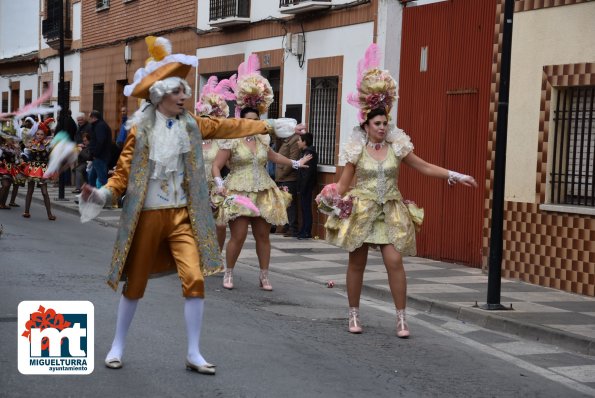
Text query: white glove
78 187 108 223
267 118 297 138
448 170 477 187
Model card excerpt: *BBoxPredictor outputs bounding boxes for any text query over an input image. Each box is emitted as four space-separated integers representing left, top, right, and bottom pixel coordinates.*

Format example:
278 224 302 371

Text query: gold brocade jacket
104 113 272 291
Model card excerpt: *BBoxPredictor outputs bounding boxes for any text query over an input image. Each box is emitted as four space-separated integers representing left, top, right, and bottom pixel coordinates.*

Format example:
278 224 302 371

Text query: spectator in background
296 132 318 240
88 110 111 188
275 134 300 237
110 106 128 171
72 133 91 194
116 106 129 149
74 112 92 144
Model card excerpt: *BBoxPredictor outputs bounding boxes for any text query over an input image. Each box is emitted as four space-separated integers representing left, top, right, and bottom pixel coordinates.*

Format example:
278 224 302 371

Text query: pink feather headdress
347 43 398 124
230 54 274 118
195 75 235 118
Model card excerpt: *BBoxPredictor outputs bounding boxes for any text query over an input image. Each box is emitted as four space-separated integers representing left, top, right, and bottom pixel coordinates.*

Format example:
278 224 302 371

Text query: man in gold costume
79 37 299 374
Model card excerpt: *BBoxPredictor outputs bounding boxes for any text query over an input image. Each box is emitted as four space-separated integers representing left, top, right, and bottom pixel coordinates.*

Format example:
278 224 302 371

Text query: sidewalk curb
17 192 121 228
32 194 595 357
243 261 595 357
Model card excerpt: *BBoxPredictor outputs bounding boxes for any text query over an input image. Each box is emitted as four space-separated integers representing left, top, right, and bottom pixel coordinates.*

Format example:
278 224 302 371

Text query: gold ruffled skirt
325 196 417 255
214 187 292 226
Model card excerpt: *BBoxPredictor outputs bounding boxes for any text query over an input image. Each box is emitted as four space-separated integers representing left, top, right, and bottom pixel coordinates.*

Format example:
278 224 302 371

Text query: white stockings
184 297 208 366
105 295 139 361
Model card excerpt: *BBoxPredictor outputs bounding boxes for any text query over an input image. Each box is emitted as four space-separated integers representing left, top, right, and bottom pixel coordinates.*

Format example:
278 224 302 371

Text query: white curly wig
126 77 192 131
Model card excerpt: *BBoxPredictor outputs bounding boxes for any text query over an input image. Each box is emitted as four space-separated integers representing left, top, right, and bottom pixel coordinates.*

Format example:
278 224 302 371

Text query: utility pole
481 0 515 311
57 0 67 201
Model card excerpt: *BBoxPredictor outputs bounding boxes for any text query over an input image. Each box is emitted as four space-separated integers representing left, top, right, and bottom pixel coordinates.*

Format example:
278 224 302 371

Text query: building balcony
209 0 251 28
279 0 332 14
41 15 72 51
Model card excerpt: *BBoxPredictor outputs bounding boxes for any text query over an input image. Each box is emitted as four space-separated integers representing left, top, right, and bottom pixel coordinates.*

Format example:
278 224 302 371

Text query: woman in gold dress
196 75 236 251
212 105 311 291
324 44 477 337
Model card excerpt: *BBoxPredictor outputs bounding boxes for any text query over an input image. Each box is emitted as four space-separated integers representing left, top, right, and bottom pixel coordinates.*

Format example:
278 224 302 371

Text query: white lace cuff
268 118 297 139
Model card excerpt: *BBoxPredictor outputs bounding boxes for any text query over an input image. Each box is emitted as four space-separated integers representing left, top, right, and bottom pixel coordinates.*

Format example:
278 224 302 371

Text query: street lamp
57 0 68 201
481 0 515 311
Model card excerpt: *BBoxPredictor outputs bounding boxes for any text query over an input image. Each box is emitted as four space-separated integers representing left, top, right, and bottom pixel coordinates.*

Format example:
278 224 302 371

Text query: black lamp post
56 0 68 201
481 0 515 311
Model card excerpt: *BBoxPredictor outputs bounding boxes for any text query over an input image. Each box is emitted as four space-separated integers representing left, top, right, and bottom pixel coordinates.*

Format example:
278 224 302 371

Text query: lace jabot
147 111 191 180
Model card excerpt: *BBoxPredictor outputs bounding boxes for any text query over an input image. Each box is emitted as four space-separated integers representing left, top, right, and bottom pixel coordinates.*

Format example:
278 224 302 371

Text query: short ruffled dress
214 135 291 226
21 138 52 182
0 146 19 180
325 126 417 255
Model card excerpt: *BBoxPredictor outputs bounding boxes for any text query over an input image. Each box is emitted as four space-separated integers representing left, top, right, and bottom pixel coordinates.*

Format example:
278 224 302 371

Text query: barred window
550 86 595 206
209 0 250 21
96 0 109 10
309 77 338 166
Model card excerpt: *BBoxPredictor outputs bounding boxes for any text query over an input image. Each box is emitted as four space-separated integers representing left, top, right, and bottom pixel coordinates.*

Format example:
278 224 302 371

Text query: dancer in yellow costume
196 75 236 251
211 54 311 291
322 44 477 338
78 37 298 373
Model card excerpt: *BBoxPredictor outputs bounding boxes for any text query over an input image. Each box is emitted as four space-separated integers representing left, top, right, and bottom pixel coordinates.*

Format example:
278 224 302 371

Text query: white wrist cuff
447 170 466 186
214 176 224 188
291 159 300 170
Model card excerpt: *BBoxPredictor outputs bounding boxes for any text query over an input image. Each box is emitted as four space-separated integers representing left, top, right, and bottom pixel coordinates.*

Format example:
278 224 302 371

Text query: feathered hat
347 43 398 124
230 54 274 117
195 76 235 118
38 117 56 134
124 36 198 100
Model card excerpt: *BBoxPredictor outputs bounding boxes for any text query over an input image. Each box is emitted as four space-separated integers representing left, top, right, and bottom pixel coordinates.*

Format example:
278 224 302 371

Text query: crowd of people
0 106 129 219
39 36 477 374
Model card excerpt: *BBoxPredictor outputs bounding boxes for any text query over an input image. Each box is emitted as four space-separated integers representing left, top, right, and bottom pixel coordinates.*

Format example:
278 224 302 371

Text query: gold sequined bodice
225 139 276 192
351 147 402 203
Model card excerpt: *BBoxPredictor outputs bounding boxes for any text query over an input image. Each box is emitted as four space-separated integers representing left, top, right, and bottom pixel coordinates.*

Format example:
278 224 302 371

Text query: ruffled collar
147 111 191 180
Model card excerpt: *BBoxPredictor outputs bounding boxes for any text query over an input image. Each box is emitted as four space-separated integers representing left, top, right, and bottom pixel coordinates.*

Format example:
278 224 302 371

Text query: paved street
1 200 595 397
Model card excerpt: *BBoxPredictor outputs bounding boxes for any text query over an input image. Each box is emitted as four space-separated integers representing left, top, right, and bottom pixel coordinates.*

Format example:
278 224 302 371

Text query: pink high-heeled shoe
348 307 362 334
396 309 410 338
259 270 273 291
223 269 234 290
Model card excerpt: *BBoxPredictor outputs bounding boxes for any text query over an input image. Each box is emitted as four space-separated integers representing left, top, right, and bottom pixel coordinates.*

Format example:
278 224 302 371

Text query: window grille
279 0 331 6
96 0 109 9
309 77 339 166
266 69 281 119
550 86 595 206
209 0 250 21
